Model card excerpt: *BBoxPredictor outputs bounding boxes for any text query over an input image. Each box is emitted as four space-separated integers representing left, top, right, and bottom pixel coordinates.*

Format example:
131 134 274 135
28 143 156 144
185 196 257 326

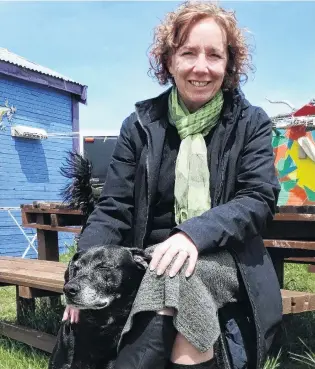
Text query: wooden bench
282 289 315 314
264 209 315 275
0 257 66 353
0 257 315 353
263 239 315 283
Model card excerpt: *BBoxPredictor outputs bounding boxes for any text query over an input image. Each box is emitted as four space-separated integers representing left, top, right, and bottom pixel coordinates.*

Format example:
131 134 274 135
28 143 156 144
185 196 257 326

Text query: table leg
272 257 284 288
37 229 59 261
16 286 35 325
309 265 315 273
36 229 61 311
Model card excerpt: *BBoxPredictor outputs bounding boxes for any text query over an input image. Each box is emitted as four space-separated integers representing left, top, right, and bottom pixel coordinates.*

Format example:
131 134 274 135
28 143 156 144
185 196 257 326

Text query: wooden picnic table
20 203 315 287
0 203 312 352
21 202 84 261
264 205 315 287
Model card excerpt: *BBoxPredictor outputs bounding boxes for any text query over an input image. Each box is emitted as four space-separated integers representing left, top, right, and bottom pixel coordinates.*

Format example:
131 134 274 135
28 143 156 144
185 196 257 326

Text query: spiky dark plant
290 339 315 367
59 152 103 219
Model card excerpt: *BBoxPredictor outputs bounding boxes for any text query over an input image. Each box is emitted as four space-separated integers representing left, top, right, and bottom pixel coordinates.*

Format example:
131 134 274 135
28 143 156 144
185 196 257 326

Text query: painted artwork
271 100 315 206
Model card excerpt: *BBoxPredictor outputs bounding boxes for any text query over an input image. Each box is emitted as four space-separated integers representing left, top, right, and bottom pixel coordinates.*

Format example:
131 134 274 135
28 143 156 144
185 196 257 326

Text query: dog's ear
71 250 83 263
129 248 151 270
65 250 84 282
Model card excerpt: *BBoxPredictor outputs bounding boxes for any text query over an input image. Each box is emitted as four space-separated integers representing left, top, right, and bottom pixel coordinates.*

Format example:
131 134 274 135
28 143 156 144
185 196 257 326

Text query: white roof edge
0 47 85 86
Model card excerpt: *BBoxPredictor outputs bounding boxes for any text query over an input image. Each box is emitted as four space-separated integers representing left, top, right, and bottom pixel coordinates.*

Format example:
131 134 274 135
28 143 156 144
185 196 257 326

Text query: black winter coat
78 88 282 369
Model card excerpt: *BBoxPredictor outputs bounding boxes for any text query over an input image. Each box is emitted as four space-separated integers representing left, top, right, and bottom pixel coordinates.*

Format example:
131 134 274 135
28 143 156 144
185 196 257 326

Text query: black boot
115 312 177 369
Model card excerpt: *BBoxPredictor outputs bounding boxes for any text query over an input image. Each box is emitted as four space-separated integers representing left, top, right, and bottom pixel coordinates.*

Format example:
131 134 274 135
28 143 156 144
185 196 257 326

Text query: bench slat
0 321 56 353
0 269 64 284
264 239 315 250
281 289 315 314
18 286 62 299
0 265 65 278
0 275 63 293
285 257 315 265
0 257 67 271
274 213 315 221
21 224 82 233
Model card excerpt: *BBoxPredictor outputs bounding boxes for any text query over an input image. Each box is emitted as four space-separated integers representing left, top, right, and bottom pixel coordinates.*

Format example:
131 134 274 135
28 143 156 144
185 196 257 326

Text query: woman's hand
62 305 80 324
149 232 198 278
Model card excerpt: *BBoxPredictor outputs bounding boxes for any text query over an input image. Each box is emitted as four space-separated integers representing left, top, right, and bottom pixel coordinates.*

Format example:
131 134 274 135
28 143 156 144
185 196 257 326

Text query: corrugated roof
0 47 84 86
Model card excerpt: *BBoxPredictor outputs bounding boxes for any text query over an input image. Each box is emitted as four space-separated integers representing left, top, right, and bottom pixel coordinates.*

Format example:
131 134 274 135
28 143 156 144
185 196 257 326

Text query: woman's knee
171 333 214 365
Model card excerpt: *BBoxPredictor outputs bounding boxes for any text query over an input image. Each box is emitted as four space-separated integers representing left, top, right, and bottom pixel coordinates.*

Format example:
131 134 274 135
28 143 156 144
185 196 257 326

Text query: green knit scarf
168 87 224 224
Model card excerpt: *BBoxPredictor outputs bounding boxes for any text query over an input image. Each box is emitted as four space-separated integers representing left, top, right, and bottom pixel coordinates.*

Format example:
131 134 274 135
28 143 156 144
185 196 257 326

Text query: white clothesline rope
0 207 37 258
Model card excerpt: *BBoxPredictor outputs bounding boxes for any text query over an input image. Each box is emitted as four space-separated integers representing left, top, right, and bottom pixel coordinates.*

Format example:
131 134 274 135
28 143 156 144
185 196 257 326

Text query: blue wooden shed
0 48 87 257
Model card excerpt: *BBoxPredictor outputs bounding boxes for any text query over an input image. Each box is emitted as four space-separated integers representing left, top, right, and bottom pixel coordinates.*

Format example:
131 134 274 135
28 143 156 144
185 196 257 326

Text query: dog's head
63 245 151 310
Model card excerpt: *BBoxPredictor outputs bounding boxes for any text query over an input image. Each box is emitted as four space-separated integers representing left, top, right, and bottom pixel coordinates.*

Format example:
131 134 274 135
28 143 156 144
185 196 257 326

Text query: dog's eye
98 265 108 270
72 265 79 274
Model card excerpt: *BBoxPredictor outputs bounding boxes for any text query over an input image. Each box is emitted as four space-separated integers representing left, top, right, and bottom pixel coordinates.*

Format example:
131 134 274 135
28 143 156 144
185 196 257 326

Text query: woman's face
168 17 228 112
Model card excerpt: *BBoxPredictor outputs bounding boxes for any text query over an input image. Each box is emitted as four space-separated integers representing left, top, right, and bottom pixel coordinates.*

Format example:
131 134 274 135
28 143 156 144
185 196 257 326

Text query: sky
0 1 314 134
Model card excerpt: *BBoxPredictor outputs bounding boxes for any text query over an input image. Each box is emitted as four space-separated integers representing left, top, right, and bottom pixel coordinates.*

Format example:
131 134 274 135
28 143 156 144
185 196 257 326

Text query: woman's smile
189 80 211 87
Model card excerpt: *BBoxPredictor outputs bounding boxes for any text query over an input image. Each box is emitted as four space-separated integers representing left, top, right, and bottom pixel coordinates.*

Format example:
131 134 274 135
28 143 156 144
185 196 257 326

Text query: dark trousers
115 312 177 369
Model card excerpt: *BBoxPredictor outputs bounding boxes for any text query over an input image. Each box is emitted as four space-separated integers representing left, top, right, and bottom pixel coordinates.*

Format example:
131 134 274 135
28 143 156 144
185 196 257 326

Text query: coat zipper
214 154 227 206
214 104 243 206
135 109 150 249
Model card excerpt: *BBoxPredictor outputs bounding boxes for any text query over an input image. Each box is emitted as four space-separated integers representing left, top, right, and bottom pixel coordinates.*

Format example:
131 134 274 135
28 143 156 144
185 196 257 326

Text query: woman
63 2 282 368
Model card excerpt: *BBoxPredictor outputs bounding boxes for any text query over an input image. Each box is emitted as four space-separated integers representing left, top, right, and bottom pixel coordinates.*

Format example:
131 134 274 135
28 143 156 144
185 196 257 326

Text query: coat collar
135 88 171 126
135 86 250 128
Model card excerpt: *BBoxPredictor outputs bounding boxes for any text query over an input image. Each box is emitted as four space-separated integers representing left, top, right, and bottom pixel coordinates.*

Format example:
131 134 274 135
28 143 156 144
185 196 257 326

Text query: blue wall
0 74 75 257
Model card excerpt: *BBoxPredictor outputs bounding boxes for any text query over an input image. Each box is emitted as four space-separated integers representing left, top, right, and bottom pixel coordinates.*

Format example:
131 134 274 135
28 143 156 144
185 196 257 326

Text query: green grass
59 242 77 264
264 350 282 369
1 246 315 368
0 286 16 322
284 263 315 293
0 337 49 369
0 286 60 368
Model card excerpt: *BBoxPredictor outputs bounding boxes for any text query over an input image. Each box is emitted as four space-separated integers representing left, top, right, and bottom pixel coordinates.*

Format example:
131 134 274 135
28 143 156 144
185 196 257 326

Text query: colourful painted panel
273 128 315 206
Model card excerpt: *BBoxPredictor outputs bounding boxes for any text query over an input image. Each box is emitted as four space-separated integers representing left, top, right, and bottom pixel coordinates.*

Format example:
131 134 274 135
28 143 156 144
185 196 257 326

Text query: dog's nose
63 283 80 296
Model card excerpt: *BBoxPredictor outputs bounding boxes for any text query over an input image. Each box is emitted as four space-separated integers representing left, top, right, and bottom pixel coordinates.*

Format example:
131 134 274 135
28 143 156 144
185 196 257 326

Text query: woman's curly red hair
149 1 254 91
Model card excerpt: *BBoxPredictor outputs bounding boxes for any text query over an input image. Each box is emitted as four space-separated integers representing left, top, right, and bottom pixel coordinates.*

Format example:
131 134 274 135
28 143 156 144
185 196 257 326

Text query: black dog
48 245 151 369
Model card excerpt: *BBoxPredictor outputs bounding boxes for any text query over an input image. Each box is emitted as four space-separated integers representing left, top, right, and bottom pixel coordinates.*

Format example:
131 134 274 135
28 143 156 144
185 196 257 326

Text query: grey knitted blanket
118 245 240 355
